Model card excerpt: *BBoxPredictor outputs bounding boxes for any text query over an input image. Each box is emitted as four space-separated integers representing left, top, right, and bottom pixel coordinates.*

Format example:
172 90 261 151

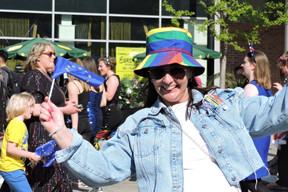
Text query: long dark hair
143 76 216 120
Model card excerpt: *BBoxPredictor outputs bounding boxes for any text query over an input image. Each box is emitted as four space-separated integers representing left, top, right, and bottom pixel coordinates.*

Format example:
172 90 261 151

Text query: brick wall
225 23 285 94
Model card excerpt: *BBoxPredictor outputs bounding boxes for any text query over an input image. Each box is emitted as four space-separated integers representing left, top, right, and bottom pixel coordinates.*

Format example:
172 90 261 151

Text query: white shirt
171 101 240 192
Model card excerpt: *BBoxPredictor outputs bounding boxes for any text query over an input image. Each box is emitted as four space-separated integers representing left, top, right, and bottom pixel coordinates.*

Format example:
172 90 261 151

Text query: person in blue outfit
39 27 288 191
240 48 272 192
82 56 106 143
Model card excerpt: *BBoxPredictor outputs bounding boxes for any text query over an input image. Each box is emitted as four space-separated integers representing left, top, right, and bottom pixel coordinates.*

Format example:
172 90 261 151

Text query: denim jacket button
202 124 207 128
232 176 236 181
222 105 228 111
144 128 149 134
192 108 197 114
218 149 223 153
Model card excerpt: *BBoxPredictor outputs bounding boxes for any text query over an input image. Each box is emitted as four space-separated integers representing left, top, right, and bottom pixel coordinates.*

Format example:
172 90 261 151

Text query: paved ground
0 139 282 192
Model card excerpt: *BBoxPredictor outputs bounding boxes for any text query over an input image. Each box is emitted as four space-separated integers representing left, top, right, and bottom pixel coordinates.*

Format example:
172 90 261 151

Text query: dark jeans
276 144 288 187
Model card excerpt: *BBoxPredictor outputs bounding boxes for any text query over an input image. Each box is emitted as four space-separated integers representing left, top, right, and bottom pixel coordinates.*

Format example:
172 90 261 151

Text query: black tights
240 180 271 192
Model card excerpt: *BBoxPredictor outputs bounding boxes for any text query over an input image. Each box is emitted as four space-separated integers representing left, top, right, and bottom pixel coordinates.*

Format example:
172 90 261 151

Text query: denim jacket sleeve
55 128 136 187
239 83 288 137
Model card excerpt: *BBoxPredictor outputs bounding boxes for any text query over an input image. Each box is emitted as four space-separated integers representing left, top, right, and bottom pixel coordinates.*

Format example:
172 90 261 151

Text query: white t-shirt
171 101 240 192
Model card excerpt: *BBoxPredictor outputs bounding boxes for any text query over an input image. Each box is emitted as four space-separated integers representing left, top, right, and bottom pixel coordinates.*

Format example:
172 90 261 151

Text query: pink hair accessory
279 56 288 65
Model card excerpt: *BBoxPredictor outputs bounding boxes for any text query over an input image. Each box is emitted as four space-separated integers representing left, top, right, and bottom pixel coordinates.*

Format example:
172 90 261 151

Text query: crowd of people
0 26 288 192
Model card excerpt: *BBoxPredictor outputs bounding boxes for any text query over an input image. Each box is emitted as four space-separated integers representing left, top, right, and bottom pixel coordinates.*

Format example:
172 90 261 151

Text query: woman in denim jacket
39 27 288 192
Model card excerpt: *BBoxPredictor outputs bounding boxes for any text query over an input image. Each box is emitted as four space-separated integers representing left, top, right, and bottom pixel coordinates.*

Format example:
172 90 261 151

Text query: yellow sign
116 47 145 80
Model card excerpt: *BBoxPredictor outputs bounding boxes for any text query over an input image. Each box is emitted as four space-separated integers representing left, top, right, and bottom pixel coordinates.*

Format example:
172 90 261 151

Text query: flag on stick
52 56 104 88
48 56 105 100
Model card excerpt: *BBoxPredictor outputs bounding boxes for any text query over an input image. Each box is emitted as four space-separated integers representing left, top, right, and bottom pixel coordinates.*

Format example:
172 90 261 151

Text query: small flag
35 140 59 167
52 56 105 88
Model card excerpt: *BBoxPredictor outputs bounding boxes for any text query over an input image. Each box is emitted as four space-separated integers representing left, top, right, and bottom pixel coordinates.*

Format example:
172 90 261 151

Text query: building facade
0 0 286 88
0 0 207 57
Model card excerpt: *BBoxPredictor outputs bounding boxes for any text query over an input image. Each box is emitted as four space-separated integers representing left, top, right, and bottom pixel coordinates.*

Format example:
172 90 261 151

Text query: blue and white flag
52 56 104 88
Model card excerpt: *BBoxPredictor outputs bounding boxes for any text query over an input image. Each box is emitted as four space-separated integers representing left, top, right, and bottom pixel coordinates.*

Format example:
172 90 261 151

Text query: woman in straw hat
39 27 288 191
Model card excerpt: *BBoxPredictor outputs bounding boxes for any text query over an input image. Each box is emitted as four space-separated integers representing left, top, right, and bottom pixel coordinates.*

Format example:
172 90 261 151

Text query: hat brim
134 51 205 78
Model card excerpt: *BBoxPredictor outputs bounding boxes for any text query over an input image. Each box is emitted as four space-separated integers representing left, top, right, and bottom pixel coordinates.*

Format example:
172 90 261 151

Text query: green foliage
119 78 145 109
162 0 288 88
162 0 195 27
207 72 248 88
198 0 288 50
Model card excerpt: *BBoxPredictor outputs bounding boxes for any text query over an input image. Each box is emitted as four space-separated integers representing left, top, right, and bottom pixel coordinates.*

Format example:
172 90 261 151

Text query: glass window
55 15 106 40
162 0 206 17
109 17 159 41
73 42 106 58
0 0 51 11
55 0 106 13
161 18 184 28
0 13 52 38
110 0 159 15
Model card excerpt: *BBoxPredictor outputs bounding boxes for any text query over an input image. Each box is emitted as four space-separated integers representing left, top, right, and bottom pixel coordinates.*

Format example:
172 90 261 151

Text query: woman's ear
251 62 257 70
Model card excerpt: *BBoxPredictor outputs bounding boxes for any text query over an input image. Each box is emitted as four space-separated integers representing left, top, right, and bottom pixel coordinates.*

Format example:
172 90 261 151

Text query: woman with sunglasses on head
20 42 80 192
93 56 123 149
39 27 288 191
240 49 272 192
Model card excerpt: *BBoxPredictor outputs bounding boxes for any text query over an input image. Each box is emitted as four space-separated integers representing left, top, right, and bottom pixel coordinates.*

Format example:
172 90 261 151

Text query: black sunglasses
148 67 187 80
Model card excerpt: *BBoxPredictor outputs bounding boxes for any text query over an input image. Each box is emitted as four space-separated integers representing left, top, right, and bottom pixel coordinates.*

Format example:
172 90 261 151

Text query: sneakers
78 180 91 189
267 182 288 191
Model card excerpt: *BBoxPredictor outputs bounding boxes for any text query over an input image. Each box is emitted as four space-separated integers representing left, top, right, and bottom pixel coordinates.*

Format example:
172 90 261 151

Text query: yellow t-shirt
0 118 29 172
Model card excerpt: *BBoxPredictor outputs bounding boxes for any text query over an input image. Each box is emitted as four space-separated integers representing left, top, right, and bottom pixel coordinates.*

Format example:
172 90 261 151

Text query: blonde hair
6 92 35 122
24 42 55 72
247 50 271 89
68 58 90 92
99 56 116 72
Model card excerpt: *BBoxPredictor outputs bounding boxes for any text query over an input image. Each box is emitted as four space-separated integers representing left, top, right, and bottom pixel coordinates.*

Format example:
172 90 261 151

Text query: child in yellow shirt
0 92 41 192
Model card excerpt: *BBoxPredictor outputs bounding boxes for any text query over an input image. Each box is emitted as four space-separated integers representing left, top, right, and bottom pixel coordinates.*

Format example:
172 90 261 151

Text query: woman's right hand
40 97 73 149
273 82 283 91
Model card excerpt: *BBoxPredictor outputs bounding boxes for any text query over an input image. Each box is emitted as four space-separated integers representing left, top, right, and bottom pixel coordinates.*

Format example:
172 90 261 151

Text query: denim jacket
56 85 288 192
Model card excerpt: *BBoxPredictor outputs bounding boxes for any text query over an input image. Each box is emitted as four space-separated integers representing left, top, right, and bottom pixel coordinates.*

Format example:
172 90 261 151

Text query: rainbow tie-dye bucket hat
134 27 205 77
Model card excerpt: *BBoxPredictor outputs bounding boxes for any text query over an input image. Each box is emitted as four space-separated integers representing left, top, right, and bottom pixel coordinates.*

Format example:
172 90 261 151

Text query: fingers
44 97 57 112
39 103 52 122
40 98 55 122
273 82 283 91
